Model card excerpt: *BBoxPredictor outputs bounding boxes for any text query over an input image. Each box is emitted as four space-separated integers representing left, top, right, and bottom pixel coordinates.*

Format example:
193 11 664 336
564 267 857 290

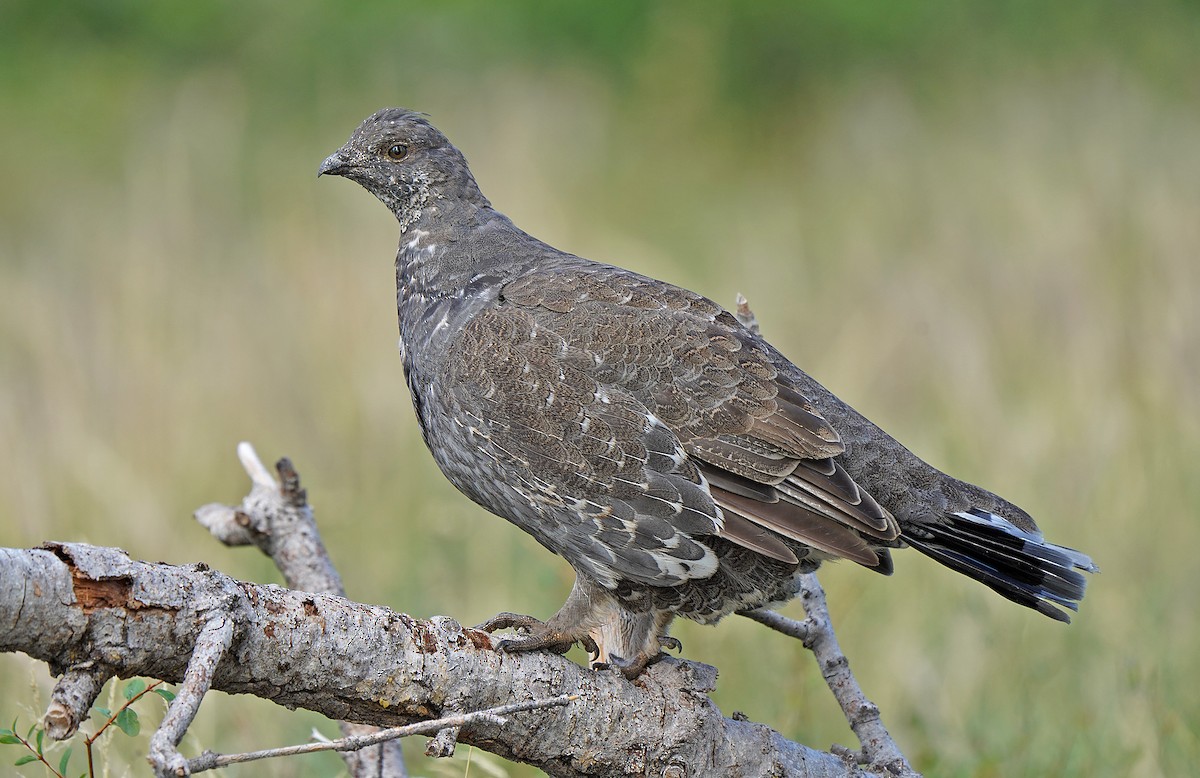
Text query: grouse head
318 108 487 231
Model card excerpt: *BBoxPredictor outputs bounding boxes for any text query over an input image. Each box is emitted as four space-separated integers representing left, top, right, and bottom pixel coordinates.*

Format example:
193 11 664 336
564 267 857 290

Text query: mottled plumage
319 109 1097 676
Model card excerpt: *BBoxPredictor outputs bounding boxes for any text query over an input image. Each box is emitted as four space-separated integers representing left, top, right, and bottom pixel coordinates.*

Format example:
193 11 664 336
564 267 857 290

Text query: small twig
3 727 63 777
738 608 812 643
43 662 110 739
147 616 235 777
197 443 345 604
274 456 308 507
194 442 404 777
425 725 461 758
85 680 166 746
185 695 576 773
237 440 278 489
744 573 917 776
83 679 169 776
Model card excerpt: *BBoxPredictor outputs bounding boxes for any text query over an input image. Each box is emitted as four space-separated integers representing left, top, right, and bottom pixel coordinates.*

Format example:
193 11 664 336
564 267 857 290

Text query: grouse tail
903 507 1098 623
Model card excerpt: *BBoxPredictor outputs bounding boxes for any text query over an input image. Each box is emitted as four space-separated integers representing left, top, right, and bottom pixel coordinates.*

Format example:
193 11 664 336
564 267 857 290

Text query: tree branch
2 292 923 775
187 695 573 773
194 442 406 777
148 614 235 776
1 289 921 775
742 581 914 776
2 540 883 776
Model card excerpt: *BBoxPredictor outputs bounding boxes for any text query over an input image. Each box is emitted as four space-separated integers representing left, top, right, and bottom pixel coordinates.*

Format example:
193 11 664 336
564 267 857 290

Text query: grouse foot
592 635 684 678
475 611 598 656
476 576 680 679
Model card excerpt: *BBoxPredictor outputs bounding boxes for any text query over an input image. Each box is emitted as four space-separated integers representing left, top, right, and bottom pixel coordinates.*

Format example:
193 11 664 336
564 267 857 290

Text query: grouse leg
476 575 678 678
475 576 602 657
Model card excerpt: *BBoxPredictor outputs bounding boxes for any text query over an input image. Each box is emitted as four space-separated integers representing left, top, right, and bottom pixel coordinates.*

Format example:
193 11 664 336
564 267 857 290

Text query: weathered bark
1 542 881 777
194 443 408 778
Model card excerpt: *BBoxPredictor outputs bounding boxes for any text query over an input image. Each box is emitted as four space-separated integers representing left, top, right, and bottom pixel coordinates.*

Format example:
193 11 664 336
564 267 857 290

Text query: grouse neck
389 155 490 233
395 203 521 306
389 177 432 234
395 227 449 307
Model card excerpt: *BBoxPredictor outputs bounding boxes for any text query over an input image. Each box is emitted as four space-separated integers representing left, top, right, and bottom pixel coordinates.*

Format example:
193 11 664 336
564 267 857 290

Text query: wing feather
451 265 900 583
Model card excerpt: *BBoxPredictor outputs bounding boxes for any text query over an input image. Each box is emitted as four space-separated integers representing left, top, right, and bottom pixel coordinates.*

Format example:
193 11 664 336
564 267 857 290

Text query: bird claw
578 634 600 656
475 612 590 656
475 612 543 635
590 649 668 680
593 637 680 678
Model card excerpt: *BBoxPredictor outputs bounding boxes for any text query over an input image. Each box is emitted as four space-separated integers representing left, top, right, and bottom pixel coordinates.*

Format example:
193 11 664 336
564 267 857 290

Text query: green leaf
0 735 20 745
0 726 11 736
114 709 139 737
152 688 176 703
58 746 72 775
34 729 43 754
123 678 147 700
24 723 34 739
13 754 37 766
90 707 111 719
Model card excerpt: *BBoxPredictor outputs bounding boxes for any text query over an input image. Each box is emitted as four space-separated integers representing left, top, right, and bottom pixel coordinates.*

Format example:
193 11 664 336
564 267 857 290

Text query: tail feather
903 508 1098 623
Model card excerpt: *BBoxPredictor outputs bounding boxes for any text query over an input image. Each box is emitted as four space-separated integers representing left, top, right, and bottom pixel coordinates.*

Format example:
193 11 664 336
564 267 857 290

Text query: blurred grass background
1 1 1197 776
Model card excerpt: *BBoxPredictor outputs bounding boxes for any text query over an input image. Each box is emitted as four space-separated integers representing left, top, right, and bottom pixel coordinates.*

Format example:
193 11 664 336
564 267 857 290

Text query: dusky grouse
319 109 1096 676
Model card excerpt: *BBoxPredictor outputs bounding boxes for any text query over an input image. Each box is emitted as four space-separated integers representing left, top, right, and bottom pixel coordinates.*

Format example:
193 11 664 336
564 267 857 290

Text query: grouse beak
317 150 352 179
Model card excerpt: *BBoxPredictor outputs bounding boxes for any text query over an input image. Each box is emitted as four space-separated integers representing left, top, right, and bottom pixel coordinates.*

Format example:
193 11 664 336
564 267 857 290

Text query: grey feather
320 108 1097 638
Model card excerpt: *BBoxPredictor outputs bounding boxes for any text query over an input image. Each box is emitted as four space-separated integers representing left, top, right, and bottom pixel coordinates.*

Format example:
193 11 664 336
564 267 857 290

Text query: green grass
2 3 1198 776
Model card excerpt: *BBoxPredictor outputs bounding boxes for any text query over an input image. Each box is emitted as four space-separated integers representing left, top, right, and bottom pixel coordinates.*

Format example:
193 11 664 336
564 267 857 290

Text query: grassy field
2 3 1197 776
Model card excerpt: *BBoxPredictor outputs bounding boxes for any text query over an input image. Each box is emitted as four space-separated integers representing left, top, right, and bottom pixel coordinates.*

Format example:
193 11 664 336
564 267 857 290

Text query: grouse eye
386 143 408 160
